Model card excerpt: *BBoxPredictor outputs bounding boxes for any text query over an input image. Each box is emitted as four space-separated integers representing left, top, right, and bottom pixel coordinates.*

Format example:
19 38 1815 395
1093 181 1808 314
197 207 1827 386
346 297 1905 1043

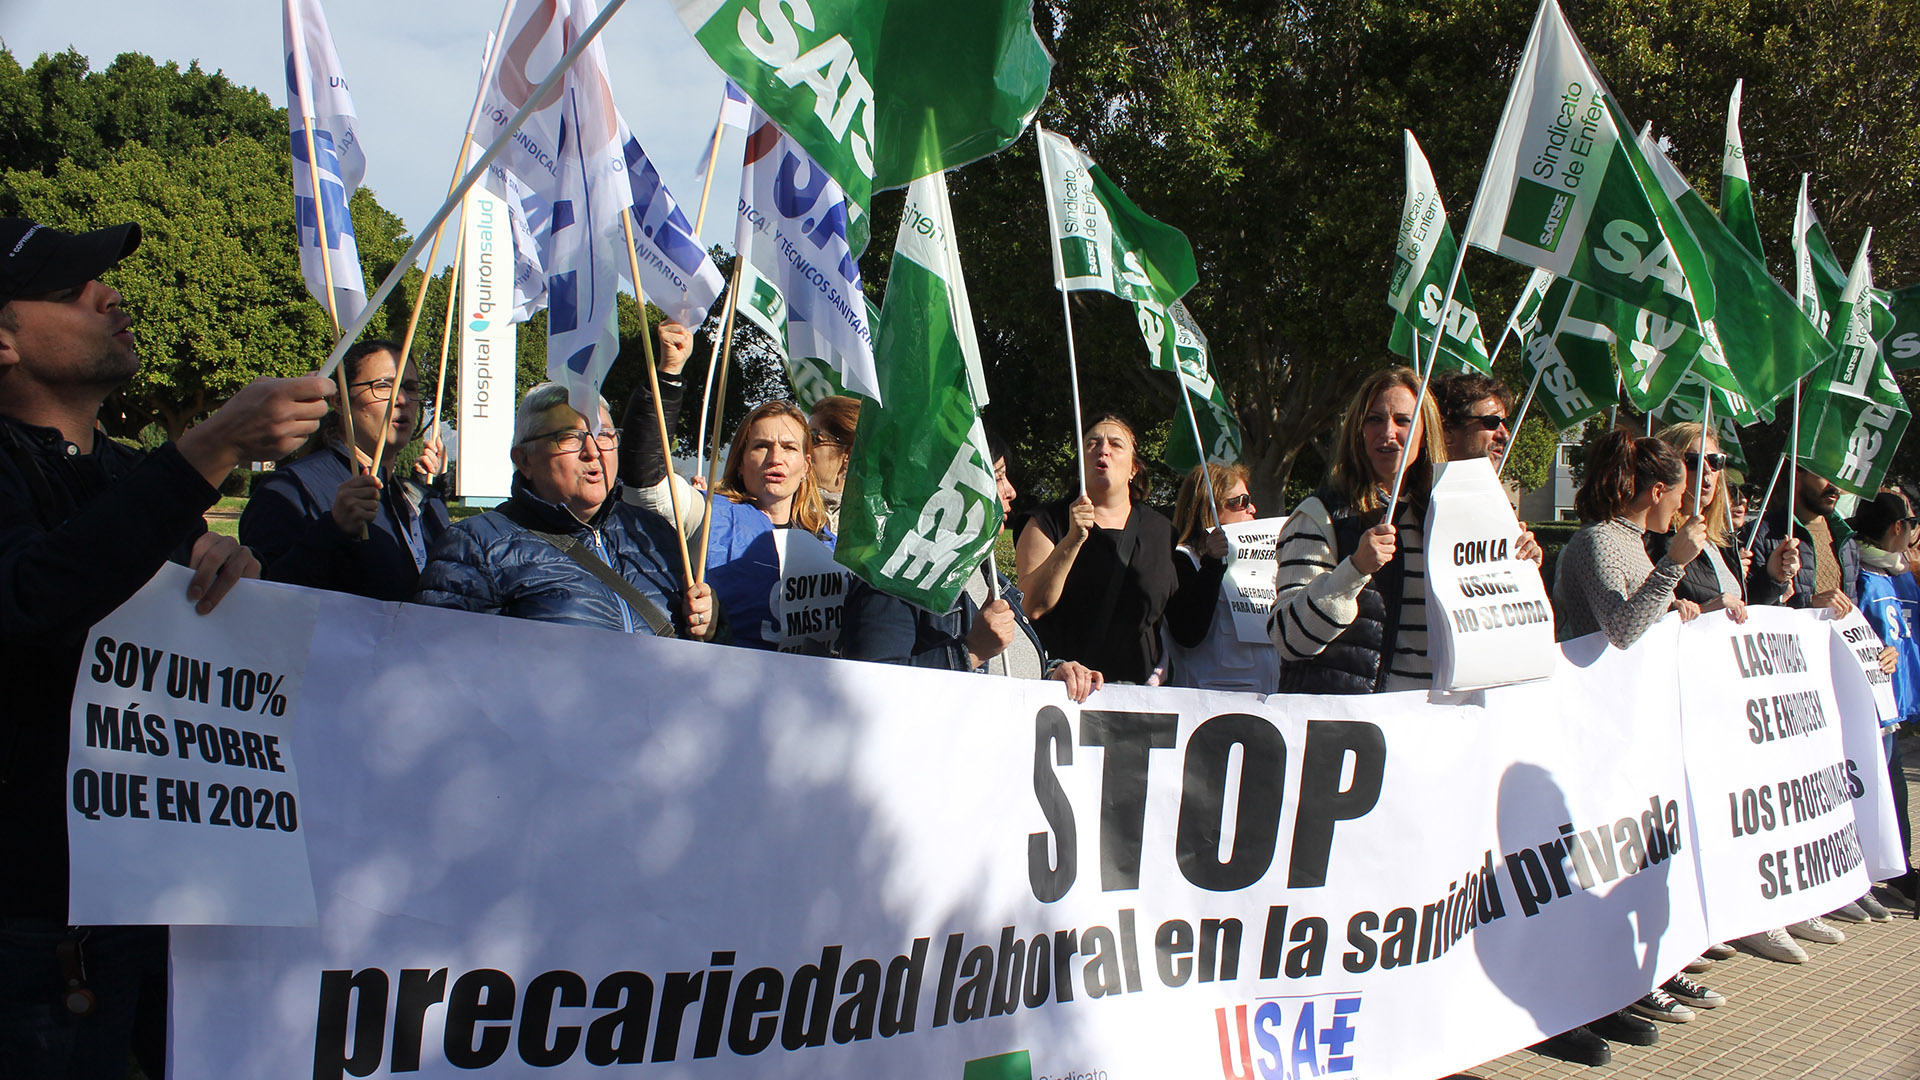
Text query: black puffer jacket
1275 488 1409 696
414 475 702 636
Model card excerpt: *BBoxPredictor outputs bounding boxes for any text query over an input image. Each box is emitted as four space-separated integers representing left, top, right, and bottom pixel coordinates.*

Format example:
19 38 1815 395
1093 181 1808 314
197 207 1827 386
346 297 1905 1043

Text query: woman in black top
1015 414 1178 684
1643 421 1792 614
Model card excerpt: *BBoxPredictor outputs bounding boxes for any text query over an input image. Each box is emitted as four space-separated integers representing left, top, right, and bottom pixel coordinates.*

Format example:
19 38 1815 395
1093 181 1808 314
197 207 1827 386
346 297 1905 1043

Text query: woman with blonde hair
1162 462 1277 692
1268 365 1453 694
1645 421 1790 620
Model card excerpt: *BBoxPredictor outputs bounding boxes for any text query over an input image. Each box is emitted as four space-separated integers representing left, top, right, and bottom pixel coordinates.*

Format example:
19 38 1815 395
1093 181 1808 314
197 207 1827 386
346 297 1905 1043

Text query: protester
1434 369 1514 471
414 382 717 639
1553 431 1706 647
1644 422 1790 619
1015 414 1179 684
0 218 335 1079
839 429 1104 701
1847 491 1915 918
1748 464 1857 616
807 394 859 533
620 333 832 651
1269 366 1459 693
239 338 451 600
1161 462 1277 692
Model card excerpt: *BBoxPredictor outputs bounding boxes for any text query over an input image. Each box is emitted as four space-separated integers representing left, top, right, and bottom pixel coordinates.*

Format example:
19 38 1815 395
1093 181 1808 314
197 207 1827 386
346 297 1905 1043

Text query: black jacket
840 567 1045 672
0 416 219 918
1275 487 1412 696
1747 505 1860 607
239 445 452 601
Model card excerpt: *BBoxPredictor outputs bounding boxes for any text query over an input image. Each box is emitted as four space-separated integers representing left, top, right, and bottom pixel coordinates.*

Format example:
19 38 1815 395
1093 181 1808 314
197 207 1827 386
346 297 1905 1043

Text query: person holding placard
1268 366 1448 694
415 383 719 640
1162 462 1277 692
1017 414 1179 684
1849 491 1918 914
240 339 450 601
1434 369 1514 472
1642 422 1792 620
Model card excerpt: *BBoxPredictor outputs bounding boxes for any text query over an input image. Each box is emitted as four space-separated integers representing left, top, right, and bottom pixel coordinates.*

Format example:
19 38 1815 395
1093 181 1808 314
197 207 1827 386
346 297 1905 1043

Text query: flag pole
1495 366 1545 481
698 258 744 582
1692 383 1712 518
1178 381 1221 527
1744 453 1787 556
1034 122 1089 499
319 0 634 380
287 0 354 467
371 17 509 479
985 551 1008 676
1385 239 1465 525
1787 383 1801 532
621 208 696 590
423 223 464 479
691 88 730 242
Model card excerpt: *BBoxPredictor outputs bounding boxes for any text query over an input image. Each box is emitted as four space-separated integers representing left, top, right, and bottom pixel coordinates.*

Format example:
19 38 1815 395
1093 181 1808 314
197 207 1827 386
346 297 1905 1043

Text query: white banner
1424 459 1557 691
1223 517 1285 644
67 564 318 925
770 529 850 653
457 181 518 501
1677 606 1873 943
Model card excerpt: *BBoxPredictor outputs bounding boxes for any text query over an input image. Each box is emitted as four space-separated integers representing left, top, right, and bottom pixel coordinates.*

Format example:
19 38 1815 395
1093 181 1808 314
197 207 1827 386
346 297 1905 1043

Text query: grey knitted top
1552 517 1688 648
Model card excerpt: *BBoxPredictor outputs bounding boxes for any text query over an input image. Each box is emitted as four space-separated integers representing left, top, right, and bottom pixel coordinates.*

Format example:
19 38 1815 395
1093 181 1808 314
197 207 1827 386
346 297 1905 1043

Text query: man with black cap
0 217 334 1076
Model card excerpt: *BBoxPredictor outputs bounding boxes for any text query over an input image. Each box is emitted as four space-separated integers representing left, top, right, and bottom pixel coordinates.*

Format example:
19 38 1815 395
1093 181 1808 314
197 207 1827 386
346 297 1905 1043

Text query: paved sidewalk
1459 732 1920 1079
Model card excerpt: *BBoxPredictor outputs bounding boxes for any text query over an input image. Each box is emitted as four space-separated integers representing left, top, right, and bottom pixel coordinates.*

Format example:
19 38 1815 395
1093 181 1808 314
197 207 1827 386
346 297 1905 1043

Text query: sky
0 0 750 268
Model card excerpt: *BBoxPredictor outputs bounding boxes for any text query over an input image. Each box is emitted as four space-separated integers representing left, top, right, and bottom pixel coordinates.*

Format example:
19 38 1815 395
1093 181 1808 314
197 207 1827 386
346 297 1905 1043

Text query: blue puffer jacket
414 475 694 635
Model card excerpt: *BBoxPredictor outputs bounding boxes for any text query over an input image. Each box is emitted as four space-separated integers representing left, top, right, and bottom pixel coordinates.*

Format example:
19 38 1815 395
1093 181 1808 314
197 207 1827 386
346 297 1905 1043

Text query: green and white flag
836 171 1001 613
1883 283 1920 370
732 260 878 410
1463 0 1717 323
1517 277 1620 431
1720 80 1764 262
1388 130 1492 373
1638 128 1829 420
672 0 1051 213
1798 232 1910 496
1136 298 1242 470
1036 126 1199 305
1792 175 1849 338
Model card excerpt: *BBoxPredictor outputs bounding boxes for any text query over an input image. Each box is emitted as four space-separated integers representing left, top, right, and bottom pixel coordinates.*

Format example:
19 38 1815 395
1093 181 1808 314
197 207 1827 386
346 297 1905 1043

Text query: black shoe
1590 1009 1661 1046
1533 1025 1613 1067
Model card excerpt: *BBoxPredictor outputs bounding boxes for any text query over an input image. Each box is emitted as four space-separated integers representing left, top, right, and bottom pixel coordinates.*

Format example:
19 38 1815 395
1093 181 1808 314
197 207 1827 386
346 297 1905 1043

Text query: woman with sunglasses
1160 463 1278 692
1643 422 1791 619
807 395 860 533
239 338 450 600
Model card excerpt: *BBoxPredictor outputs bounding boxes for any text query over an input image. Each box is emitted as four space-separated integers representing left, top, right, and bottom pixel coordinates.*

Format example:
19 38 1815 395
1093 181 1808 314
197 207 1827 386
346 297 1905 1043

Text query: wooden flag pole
423 221 467 477
688 87 739 481
286 0 352 460
1034 122 1089 499
691 89 731 241
620 208 696 590
318 0 634 380
698 259 744 582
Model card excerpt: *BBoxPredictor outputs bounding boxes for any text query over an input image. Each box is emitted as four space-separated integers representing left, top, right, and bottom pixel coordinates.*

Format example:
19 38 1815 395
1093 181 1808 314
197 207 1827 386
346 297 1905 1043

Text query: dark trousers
1889 732 1913 874
0 921 166 1079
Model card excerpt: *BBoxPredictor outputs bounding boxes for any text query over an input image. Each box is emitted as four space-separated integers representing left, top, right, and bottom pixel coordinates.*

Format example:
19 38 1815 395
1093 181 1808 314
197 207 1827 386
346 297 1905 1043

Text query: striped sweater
1268 495 1431 691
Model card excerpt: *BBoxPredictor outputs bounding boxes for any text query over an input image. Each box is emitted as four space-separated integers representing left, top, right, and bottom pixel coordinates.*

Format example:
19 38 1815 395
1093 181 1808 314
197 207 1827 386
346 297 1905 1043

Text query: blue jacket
1857 552 1920 724
696 492 834 651
840 566 1045 672
415 476 695 636
240 444 451 601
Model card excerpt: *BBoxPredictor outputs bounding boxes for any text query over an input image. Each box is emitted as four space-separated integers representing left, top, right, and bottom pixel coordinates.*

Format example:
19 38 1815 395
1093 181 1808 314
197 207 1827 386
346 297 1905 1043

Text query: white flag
282 0 368 327
733 110 880 402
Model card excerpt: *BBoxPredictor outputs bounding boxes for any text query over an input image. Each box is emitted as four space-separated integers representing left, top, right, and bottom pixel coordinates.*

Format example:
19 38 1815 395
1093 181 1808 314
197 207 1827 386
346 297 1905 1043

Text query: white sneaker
1629 988 1696 1023
1739 928 1808 963
1662 973 1725 1009
1787 917 1846 944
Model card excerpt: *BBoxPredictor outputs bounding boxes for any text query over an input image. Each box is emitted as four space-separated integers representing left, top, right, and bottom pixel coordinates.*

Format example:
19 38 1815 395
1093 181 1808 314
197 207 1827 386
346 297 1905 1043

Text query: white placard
1223 517 1286 644
1831 608 1901 724
456 182 518 502
1423 458 1557 690
66 565 318 926
1677 606 1872 943
1825 616 1911 880
768 529 850 653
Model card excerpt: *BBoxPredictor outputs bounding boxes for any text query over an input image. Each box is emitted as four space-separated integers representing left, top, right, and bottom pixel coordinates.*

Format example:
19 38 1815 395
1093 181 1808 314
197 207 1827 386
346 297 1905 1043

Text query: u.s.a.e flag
1388 130 1491 373
282 0 368 328
835 172 999 614
1462 0 1716 325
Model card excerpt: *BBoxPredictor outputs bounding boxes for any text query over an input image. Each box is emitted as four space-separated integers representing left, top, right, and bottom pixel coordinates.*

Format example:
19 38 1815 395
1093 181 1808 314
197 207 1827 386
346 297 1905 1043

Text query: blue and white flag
617 120 725 330
693 81 753 184
733 110 880 402
282 0 367 327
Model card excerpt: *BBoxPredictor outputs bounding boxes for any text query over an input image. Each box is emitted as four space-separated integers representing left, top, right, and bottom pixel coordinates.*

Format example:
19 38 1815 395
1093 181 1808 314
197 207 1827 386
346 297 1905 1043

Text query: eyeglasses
1222 493 1255 512
1463 414 1508 431
1684 451 1728 471
520 427 620 454
348 377 423 401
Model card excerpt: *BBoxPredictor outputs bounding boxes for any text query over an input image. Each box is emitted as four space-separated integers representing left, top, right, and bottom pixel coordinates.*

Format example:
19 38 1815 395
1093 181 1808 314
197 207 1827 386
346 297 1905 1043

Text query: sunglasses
1684 451 1728 471
1222 493 1255 512
1463 414 1508 431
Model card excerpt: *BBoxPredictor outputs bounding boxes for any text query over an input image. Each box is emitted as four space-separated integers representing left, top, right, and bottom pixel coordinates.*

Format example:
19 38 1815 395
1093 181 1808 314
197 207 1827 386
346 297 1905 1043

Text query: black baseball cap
0 219 141 306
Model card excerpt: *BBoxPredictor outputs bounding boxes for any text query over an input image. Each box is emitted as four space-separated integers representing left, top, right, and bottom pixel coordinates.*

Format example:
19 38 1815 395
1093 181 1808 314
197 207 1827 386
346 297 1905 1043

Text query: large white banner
67 565 319 925
18 571 1856 1078
457 181 518 501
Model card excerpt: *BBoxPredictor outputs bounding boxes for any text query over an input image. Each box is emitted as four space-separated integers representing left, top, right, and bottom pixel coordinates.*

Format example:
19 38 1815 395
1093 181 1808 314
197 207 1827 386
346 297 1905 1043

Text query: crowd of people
3 217 1916 1076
